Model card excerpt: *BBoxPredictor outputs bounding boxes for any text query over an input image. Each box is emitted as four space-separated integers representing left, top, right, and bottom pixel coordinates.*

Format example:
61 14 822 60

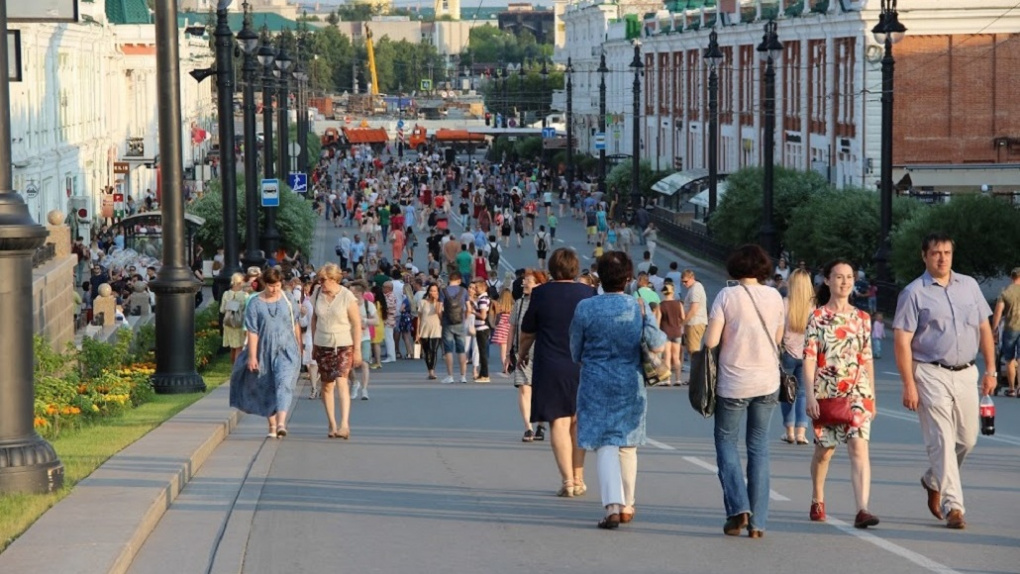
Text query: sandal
597 514 620 530
573 479 587 496
276 427 287 438
796 436 810 445
335 428 350 440
556 479 575 498
780 435 795 444
522 429 534 442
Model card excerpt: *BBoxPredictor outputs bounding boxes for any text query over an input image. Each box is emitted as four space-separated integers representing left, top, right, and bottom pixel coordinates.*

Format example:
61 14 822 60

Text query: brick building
556 0 1020 196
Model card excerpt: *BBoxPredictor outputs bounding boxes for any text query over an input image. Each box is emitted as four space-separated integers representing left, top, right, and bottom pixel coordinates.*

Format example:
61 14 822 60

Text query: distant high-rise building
435 0 461 20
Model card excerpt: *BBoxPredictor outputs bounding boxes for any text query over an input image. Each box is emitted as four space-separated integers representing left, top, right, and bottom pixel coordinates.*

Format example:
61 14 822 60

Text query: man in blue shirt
893 232 997 530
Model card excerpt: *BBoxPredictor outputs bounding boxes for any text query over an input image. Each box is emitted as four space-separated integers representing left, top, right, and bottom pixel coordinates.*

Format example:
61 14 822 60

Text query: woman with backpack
534 225 550 271
220 272 248 362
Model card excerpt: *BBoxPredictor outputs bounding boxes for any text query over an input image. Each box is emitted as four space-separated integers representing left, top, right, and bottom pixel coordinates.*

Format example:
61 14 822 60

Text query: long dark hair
815 258 855 306
371 284 389 319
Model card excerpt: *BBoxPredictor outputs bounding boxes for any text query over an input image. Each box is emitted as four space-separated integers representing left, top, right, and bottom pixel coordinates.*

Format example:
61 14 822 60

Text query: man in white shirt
665 261 684 287
336 232 352 270
648 265 665 294
636 251 653 275
680 269 709 364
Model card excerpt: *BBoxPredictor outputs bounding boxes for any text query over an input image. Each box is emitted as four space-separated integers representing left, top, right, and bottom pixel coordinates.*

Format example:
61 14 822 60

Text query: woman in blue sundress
229 267 302 438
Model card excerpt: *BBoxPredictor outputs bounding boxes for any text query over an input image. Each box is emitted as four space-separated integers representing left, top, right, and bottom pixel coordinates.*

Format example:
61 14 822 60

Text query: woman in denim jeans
780 269 815 444
703 244 784 538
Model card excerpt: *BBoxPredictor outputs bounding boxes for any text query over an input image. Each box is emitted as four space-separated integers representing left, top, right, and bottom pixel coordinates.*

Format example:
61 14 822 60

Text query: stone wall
32 254 77 351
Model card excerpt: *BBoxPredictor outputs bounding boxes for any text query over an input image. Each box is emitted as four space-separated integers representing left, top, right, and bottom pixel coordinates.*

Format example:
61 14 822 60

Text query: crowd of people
216 144 998 537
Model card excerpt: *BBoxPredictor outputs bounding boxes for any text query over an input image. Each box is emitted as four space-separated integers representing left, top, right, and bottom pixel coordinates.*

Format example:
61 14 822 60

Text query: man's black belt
928 361 975 372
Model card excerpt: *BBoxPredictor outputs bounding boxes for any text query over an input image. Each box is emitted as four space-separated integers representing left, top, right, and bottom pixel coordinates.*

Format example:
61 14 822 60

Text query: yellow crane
365 24 380 97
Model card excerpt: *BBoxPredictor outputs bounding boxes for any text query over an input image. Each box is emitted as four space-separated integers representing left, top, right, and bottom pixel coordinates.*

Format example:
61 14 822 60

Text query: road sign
594 132 606 151
289 142 301 156
261 178 280 207
542 127 556 139
287 173 307 194
420 79 432 91
396 119 405 129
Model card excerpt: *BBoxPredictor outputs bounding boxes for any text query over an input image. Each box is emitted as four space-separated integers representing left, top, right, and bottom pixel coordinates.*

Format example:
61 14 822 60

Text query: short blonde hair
230 272 246 287
318 262 343 283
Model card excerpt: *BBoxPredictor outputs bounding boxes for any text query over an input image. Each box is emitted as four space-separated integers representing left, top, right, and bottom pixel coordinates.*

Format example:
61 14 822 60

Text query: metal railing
650 208 732 264
32 243 56 268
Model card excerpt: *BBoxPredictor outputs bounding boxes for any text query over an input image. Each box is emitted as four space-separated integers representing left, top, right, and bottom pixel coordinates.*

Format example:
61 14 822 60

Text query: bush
784 187 925 274
708 166 832 252
188 175 316 257
890 194 1020 284
605 160 665 203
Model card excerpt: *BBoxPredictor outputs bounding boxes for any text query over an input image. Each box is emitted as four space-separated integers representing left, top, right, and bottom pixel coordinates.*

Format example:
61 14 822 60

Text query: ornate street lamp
565 57 574 192
294 66 310 175
188 3 240 299
540 59 549 168
151 0 205 394
236 3 264 269
630 40 644 216
704 29 723 218
0 0 64 492
597 51 608 198
873 0 906 284
756 20 782 259
275 39 293 180
257 30 276 180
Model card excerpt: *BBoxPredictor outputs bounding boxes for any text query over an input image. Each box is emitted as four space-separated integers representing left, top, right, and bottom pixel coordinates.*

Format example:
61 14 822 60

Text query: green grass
0 355 233 553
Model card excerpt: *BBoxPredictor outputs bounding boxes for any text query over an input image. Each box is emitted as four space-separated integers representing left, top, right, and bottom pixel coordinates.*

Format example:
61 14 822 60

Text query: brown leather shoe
723 512 749 536
620 508 635 524
921 478 944 520
748 529 764 539
946 509 966 530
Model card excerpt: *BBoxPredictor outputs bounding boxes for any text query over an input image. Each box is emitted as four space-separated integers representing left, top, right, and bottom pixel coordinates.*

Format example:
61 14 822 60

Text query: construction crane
365 24 379 97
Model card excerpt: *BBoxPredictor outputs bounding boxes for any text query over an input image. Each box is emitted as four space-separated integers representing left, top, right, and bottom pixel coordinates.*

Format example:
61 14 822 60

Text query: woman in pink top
703 244 784 539
781 269 815 445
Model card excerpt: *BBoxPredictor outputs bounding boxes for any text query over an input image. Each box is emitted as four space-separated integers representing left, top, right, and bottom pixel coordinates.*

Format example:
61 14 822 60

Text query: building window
808 39 826 134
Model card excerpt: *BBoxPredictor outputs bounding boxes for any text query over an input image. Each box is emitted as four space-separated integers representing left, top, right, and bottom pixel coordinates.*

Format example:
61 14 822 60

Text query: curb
0 384 241 574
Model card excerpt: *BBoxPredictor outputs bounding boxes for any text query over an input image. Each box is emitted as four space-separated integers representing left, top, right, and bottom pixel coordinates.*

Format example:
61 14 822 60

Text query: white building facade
9 1 215 230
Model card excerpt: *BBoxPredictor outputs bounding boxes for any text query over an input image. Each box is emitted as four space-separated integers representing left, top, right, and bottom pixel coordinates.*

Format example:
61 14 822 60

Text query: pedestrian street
129 202 1020 574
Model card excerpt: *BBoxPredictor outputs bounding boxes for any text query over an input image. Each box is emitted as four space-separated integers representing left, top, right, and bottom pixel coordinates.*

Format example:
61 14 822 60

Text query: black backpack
537 233 547 252
443 285 465 324
487 243 500 269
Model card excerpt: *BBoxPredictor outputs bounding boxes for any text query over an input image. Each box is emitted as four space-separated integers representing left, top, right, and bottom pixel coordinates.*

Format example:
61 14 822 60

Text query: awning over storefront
652 169 709 196
688 180 729 208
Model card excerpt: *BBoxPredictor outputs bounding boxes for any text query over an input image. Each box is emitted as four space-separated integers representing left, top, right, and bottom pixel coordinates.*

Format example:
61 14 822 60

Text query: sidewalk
0 385 241 574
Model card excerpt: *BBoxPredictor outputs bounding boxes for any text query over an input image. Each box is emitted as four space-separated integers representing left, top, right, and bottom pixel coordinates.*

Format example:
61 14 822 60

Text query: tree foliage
889 194 1020 283
187 175 316 257
606 160 663 202
708 166 832 251
784 187 924 272
461 26 551 68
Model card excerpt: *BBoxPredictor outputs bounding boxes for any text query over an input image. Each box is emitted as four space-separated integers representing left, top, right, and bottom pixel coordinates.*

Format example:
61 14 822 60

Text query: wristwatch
984 372 998 378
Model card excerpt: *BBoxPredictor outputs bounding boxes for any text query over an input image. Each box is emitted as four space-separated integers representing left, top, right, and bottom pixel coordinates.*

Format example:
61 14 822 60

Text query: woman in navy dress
229 267 302 438
570 251 667 529
520 248 596 497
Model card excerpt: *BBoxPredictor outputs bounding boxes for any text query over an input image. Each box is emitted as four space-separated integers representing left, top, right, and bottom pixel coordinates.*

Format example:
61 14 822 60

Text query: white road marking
879 408 1020 447
651 437 962 574
825 516 962 574
883 371 900 376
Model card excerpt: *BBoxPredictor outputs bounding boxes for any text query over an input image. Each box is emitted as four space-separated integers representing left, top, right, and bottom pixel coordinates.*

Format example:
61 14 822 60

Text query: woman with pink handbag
803 259 878 529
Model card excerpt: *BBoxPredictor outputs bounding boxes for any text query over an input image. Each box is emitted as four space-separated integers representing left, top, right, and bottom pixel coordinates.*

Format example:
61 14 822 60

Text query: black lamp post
598 51 608 198
873 0 905 283
275 40 292 180
705 29 723 218
151 0 205 394
501 64 509 128
517 62 525 126
236 4 264 269
294 65 309 175
757 20 782 259
259 33 279 257
190 3 240 300
0 0 64 493
565 57 574 192
540 59 549 169
630 40 644 214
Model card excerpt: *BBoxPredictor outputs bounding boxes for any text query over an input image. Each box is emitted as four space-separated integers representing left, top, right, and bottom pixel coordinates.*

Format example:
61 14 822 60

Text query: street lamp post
236 4 264 269
276 41 292 182
873 0 906 284
294 68 309 175
259 33 279 257
517 62 525 126
151 0 205 394
566 58 574 193
757 21 782 259
630 40 644 215
540 59 549 169
501 64 509 128
704 29 723 218
197 3 241 300
0 0 64 493
597 51 608 198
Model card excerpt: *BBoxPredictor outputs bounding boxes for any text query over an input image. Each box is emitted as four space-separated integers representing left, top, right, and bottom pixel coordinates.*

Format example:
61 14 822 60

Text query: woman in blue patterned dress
570 251 667 529
229 267 302 438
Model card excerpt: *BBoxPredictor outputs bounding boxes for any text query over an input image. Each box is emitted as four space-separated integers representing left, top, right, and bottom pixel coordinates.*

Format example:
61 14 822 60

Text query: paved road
129 195 1020 574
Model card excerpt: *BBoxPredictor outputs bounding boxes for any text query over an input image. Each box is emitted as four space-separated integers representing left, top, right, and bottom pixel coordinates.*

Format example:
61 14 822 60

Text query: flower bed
33 307 223 438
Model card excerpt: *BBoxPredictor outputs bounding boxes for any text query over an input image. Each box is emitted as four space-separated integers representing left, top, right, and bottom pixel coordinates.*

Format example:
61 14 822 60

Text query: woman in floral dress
803 258 879 529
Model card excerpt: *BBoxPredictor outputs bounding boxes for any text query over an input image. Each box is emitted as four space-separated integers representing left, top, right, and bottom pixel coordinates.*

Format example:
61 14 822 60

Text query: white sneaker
441 376 454 384
351 382 361 400
460 375 468 384
360 390 369 400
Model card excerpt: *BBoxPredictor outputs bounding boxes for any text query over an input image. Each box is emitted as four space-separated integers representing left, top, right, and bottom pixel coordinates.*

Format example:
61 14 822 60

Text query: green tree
605 160 662 203
326 10 339 26
708 166 831 251
890 194 1020 284
187 175 316 256
784 187 924 272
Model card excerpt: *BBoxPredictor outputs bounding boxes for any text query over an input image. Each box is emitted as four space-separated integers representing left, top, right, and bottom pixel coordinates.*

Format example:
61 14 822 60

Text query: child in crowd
593 242 604 259
871 311 885 359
